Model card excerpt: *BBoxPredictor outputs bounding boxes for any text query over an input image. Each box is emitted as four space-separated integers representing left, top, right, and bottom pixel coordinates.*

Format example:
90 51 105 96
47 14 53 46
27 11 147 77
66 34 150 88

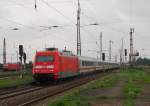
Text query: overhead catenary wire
24 25 77 49
39 0 76 25
0 0 102 42
0 0 126 46
81 0 129 35
37 0 101 47
0 1 52 31
81 12 128 35
0 17 36 30
41 0 74 4
129 0 134 27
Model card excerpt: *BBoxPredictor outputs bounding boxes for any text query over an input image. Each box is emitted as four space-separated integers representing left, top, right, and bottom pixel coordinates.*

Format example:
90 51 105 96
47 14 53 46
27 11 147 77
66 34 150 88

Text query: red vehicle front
32 48 79 82
33 51 58 81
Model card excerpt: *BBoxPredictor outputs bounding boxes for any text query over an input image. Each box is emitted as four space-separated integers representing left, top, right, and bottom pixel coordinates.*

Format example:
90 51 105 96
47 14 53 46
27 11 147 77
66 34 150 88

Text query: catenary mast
3 38 6 64
77 0 81 56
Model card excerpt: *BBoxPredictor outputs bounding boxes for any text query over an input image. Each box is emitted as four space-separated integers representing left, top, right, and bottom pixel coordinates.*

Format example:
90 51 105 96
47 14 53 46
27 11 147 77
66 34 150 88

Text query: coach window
82 61 87 66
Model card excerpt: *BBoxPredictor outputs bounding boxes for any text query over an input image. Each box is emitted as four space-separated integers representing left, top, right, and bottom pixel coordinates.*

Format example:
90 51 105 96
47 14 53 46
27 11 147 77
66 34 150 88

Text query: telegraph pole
122 39 124 63
125 49 127 63
129 28 134 66
120 38 124 68
77 0 81 56
3 38 6 65
109 40 113 62
16 51 18 72
115 55 118 63
100 32 102 62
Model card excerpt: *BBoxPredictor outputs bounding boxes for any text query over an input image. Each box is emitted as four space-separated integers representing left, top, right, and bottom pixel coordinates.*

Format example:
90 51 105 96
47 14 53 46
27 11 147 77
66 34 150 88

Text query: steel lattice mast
129 28 134 66
77 0 81 56
3 38 6 64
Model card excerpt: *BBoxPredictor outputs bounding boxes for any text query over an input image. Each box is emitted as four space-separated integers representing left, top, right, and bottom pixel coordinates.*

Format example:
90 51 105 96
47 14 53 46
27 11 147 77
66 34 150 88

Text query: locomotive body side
59 55 79 78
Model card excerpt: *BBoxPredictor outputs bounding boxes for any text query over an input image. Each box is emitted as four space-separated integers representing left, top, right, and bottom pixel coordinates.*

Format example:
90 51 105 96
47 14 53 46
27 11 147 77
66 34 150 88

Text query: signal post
19 45 26 78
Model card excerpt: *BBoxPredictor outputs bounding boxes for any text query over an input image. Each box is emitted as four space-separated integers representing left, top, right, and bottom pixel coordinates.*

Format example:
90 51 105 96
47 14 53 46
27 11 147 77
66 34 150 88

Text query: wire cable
0 17 35 30
39 0 75 25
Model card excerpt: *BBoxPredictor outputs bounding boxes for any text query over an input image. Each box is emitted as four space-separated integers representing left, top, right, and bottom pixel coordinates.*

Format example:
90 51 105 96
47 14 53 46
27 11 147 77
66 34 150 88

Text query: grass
119 68 150 82
48 67 150 106
0 69 33 88
50 93 91 106
124 98 134 106
123 80 141 98
0 70 32 78
0 75 33 89
120 68 150 106
48 73 118 106
90 74 118 89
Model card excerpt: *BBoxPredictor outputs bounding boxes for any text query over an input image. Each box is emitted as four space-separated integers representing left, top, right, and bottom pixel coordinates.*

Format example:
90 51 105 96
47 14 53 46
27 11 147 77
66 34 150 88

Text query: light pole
96 32 102 62
3 38 6 65
16 51 18 72
100 32 102 62
129 28 134 67
109 40 113 62
77 0 81 56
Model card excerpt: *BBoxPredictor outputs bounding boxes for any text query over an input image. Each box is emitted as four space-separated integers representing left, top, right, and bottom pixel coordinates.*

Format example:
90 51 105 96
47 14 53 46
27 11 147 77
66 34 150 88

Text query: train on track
32 48 119 82
3 63 21 71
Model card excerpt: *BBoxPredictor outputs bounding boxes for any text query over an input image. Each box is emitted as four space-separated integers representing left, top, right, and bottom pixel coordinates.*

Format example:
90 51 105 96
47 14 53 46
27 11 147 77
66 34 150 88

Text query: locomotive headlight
35 65 42 69
47 65 54 69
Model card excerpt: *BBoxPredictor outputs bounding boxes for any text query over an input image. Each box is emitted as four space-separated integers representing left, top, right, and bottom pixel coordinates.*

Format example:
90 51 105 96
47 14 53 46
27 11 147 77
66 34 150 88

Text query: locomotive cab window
36 55 54 62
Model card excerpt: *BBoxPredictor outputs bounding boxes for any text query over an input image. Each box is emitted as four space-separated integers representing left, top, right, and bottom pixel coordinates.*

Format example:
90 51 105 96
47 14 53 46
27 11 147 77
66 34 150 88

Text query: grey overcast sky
0 0 150 63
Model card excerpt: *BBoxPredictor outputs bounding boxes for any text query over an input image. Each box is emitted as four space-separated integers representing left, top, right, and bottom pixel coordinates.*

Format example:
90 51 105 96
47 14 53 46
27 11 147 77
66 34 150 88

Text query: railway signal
23 52 26 64
19 45 24 78
19 45 24 63
124 49 127 63
125 49 127 56
19 45 23 57
102 53 105 61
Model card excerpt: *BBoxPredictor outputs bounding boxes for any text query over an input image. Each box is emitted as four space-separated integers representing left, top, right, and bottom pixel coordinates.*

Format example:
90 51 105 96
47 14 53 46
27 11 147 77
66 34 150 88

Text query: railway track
0 76 11 80
0 75 21 80
0 85 44 106
0 68 118 106
0 85 42 97
0 76 20 80
0 86 43 99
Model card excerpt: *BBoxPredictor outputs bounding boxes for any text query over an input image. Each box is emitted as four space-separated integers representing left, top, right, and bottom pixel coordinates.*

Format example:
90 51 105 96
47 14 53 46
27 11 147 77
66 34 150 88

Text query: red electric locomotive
3 63 21 71
32 48 79 82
